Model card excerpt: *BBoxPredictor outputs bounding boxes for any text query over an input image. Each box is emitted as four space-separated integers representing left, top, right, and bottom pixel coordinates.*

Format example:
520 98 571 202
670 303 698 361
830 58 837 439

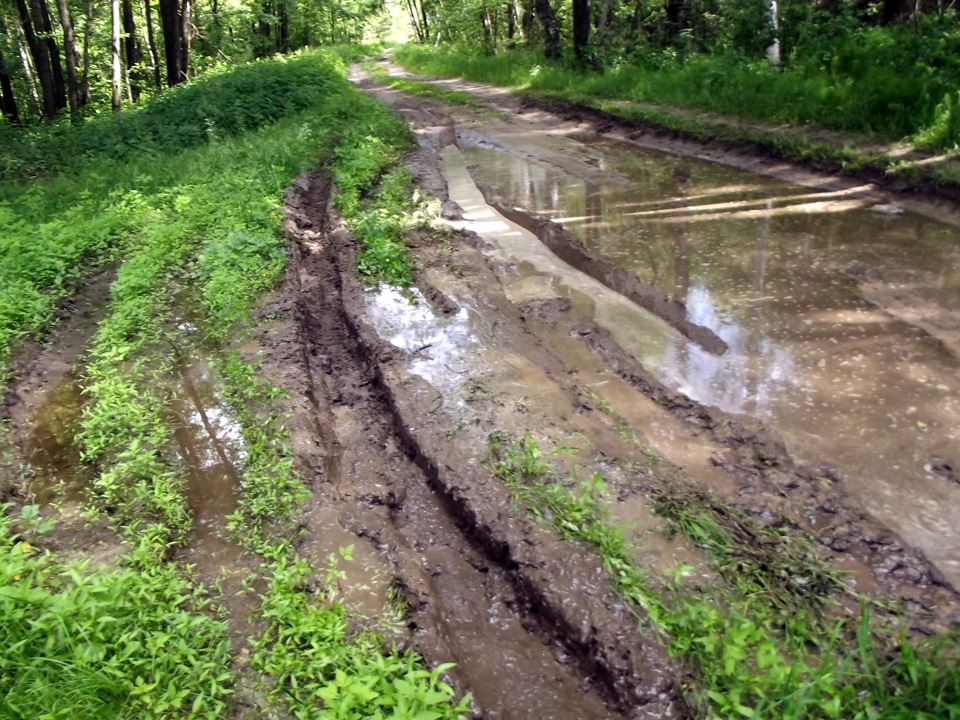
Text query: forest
2 0 960 717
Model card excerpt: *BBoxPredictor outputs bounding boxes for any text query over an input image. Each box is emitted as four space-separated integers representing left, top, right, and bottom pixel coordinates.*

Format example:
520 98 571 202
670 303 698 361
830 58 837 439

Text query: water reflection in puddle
26 370 88 503
364 285 490 398
463 140 960 586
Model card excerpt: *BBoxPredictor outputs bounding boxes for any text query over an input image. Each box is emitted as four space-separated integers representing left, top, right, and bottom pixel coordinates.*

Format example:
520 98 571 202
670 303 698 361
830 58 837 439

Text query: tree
54 0 79 114
158 0 183 85
532 0 559 58
14 0 55 116
0 45 19 122
572 0 590 62
112 0 122 109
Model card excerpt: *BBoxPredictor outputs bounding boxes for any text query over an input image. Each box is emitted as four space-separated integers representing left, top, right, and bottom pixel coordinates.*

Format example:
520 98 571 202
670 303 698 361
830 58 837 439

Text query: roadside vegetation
487 432 960 719
393 1 960 189
362 62 486 109
0 50 466 718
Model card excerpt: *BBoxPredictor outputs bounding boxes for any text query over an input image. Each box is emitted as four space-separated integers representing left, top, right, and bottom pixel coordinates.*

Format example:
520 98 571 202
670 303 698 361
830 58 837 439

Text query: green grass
392 44 960 189
1 506 233 719
486 432 960 719
1 49 469 719
393 42 960 149
364 62 486 109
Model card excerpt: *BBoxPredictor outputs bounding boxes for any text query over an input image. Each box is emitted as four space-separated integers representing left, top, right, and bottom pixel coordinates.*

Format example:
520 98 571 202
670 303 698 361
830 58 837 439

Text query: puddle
608 492 712 585
172 355 245 575
26 369 89 504
301 505 393 617
364 285 492 398
395 474 614 719
462 140 960 587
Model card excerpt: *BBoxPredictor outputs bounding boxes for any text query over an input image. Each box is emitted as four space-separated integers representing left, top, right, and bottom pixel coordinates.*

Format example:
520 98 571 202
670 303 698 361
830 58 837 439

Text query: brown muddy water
25 369 88 503
456 137 960 587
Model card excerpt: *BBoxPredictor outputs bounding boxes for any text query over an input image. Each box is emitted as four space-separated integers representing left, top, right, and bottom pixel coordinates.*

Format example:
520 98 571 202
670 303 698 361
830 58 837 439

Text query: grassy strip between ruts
1 50 467 719
392 45 960 190
362 61 487 110
486 432 960 719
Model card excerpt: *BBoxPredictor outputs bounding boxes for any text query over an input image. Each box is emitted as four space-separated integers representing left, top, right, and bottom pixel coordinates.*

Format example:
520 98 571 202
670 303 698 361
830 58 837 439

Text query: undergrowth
393 43 960 150
392 45 960 189
486 432 960 719
1 50 467 719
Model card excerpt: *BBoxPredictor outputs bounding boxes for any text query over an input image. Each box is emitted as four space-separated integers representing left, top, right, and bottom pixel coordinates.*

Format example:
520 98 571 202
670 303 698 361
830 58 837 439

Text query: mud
349 66 960 634
3 55 960 720
0 266 121 559
271 171 686 717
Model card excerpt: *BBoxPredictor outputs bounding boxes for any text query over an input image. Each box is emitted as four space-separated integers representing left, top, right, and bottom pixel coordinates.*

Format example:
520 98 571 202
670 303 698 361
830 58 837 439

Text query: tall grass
394 35 960 150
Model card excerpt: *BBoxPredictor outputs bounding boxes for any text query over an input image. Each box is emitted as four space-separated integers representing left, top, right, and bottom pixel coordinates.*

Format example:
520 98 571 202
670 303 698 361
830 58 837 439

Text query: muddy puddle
25 369 88 504
171 353 245 575
461 137 960 587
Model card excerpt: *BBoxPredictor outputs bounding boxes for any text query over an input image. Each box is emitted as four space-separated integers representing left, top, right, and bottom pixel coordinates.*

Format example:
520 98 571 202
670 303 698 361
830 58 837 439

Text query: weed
485 431 960 718
0 507 233 719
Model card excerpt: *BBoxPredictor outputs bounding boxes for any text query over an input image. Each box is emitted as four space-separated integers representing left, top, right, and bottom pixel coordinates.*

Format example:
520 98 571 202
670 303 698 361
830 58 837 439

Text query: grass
486 432 960 719
363 61 487 109
1 49 469 719
392 44 960 189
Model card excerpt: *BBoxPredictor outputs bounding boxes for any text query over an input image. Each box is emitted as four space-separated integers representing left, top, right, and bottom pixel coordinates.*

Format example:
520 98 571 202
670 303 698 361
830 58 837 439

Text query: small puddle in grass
171 354 245 572
26 369 90 504
460 138 960 587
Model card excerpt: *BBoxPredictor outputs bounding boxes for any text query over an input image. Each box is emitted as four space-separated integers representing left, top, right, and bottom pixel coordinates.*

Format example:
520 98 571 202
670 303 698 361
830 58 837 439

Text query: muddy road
6 58 960 719
351 59 960 590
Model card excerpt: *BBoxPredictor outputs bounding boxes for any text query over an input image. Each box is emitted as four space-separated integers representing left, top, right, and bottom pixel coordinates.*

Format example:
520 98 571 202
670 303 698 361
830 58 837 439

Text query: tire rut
282 173 676 719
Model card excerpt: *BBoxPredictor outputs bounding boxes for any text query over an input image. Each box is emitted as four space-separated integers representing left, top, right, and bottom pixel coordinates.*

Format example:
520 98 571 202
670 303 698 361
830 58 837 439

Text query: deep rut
281 173 673 718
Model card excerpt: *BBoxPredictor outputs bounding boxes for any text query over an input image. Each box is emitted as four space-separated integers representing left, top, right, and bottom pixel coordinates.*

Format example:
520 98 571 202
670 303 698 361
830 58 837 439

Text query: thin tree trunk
112 0 122 110
11 16 42 113
597 0 611 33
403 0 424 42
532 0 560 58
80 0 92 104
0 47 19 123
178 0 190 81
16 0 56 116
141 0 161 89
54 0 79 115
36 0 66 109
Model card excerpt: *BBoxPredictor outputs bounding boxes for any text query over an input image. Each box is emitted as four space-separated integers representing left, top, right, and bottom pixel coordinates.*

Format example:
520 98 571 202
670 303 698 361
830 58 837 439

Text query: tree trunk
0 47 20 123
79 0 92 104
403 0 424 42
11 15 42 113
141 0 161 89
520 0 535 41
157 0 181 85
122 0 140 100
16 0 56 117
532 0 560 58
178 0 190 81
112 0 122 110
54 0 79 115
573 0 590 61
597 0 611 33
765 0 780 66
36 0 66 109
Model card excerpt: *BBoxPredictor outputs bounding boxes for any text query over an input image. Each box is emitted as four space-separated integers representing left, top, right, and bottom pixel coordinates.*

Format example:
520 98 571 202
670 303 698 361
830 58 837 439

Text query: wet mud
4 57 960 720
347 68 960 634
271 172 686 718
